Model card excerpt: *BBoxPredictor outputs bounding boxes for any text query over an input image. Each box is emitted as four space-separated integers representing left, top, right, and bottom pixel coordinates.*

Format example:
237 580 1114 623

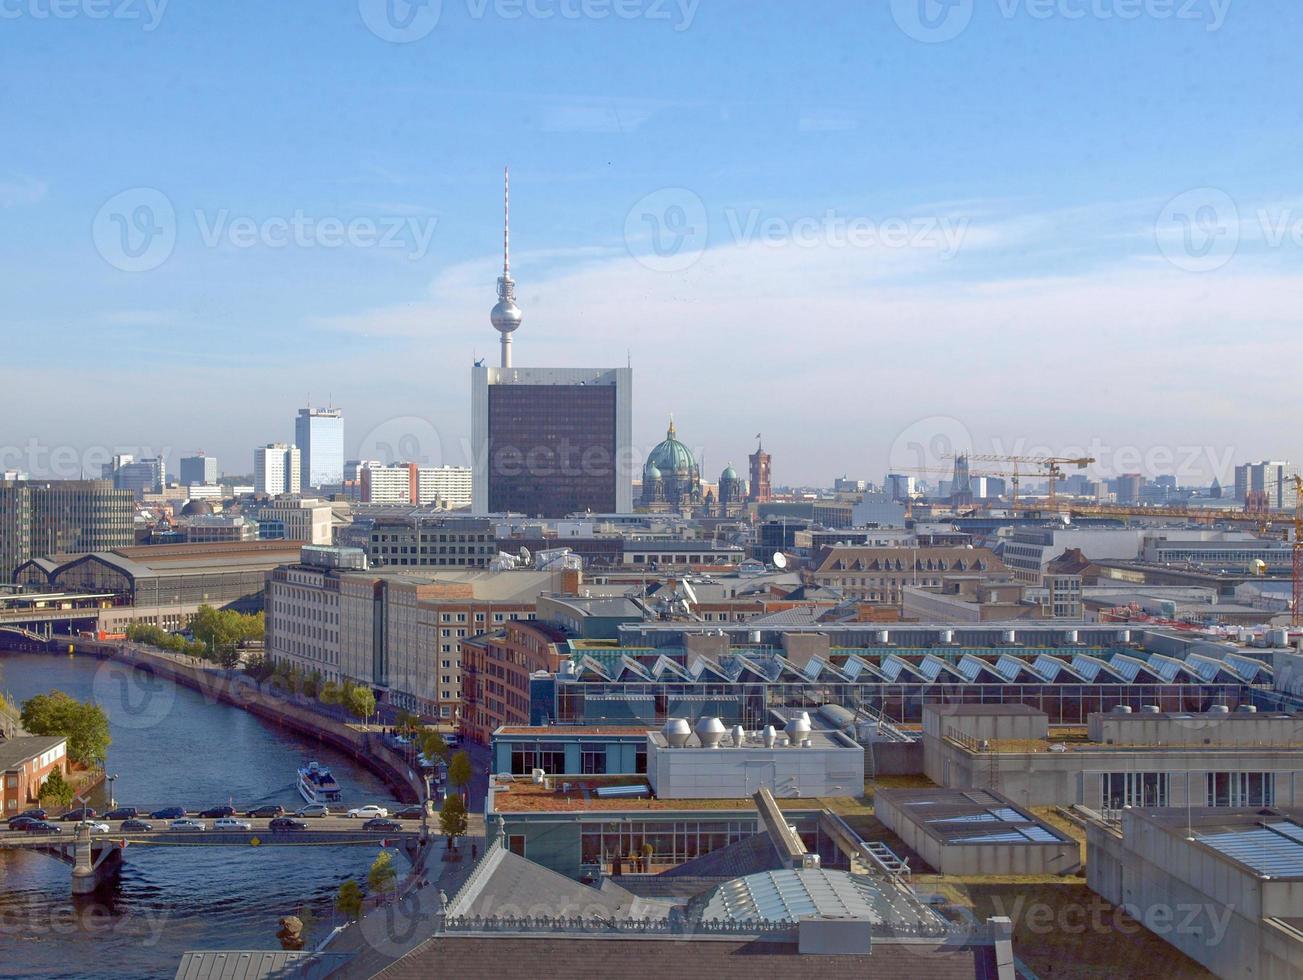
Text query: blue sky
3 0 1301 486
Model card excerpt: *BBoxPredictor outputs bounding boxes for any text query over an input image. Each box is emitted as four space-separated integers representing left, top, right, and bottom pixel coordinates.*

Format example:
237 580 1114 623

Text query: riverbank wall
52 641 426 804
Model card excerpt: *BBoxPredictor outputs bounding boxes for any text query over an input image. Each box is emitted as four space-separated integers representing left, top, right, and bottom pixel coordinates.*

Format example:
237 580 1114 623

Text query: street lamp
107 773 119 809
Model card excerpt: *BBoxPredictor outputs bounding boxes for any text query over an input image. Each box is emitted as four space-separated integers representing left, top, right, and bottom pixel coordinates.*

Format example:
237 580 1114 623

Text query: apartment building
808 545 1006 605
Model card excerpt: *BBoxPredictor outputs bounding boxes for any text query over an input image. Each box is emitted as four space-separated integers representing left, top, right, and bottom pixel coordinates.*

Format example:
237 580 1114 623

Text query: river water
0 650 404 979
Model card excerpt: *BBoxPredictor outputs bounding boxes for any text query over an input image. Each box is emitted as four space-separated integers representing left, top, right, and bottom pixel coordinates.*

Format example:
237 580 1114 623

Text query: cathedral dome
720 464 739 481
645 418 697 476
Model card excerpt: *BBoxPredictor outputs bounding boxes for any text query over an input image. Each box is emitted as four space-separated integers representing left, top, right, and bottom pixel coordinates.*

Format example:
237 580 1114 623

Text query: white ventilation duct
731 725 746 747
1112 705 1133 714
762 725 777 748
695 716 727 749
784 714 812 747
662 718 691 748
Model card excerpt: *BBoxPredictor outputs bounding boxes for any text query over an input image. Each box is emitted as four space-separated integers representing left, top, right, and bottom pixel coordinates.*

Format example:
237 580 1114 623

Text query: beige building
809 546 1006 606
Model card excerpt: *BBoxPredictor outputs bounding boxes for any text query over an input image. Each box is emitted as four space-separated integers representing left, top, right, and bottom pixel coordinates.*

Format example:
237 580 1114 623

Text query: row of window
1100 771 1278 809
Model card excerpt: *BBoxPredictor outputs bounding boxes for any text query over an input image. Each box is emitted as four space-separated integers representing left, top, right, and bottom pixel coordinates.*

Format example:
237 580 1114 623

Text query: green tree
38 768 75 810
319 681 342 705
344 685 376 725
21 691 110 767
335 879 364 920
448 750 472 796
439 794 468 848
367 851 398 902
420 730 448 765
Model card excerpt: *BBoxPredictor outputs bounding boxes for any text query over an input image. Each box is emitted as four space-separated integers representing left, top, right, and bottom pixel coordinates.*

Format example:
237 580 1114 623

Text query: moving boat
297 761 342 804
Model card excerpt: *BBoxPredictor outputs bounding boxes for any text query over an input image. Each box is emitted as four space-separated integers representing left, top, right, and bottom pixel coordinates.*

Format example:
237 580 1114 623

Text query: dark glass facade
487 384 618 516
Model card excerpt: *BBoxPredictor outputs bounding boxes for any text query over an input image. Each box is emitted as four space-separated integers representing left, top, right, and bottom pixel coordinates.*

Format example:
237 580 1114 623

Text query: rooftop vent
785 714 812 747
731 725 746 747
1208 705 1230 715
662 718 691 748
695 716 727 749
1141 705 1160 714
763 725 777 749
1238 704 1259 713
1113 705 1133 714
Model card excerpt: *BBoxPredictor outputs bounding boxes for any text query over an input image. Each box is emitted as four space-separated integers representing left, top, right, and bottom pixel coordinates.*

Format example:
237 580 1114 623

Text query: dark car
268 817 308 831
121 819 153 832
245 805 285 818
7 816 38 832
103 807 139 821
25 821 62 835
59 808 96 822
362 818 403 833
393 806 425 820
198 805 235 819
15 808 47 821
149 806 187 820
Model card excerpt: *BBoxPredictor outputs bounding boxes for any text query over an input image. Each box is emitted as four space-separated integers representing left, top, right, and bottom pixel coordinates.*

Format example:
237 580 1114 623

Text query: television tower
489 166 522 368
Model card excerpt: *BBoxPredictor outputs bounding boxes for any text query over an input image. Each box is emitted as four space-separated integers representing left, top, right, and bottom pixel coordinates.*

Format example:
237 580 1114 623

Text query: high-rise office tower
179 454 218 486
102 454 165 497
0 479 134 582
295 407 344 488
471 169 632 516
254 443 302 496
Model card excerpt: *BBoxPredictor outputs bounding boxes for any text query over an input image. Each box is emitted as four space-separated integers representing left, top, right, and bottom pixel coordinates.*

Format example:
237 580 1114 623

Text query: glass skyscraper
295 407 344 488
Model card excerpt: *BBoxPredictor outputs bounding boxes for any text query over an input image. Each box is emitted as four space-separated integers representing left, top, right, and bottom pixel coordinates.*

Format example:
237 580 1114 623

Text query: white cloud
0 176 48 208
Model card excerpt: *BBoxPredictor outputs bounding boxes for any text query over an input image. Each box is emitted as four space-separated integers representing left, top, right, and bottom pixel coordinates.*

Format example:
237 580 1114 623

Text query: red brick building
1 735 69 815
461 621 570 745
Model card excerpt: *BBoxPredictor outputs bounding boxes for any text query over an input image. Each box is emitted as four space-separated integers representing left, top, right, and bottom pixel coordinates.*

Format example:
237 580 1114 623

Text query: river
0 650 404 979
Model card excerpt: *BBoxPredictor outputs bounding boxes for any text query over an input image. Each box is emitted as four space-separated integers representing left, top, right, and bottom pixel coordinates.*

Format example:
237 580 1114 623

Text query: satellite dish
773 552 788 569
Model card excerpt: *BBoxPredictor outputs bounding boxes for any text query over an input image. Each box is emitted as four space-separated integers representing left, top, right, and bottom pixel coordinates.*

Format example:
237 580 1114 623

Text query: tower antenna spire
490 165 522 368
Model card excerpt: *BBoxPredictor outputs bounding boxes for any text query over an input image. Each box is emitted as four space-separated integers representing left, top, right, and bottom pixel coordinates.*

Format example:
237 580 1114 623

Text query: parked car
362 818 403 832
346 805 389 820
269 817 309 831
245 805 285 818
295 803 330 818
150 806 187 820
120 819 153 832
212 817 253 831
15 808 47 821
78 821 112 834
59 807 96 822
198 805 235 819
103 807 139 821
393 805 425 820
25 821 62 835
7 816 38 832
170 818 207 831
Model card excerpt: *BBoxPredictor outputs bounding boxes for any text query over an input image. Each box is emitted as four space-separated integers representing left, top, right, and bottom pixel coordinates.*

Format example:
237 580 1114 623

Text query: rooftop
877 788 1074 847
0 735 66 771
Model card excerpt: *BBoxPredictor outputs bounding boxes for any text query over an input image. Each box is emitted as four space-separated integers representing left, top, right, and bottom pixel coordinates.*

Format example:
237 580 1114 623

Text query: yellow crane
958 454 1096 510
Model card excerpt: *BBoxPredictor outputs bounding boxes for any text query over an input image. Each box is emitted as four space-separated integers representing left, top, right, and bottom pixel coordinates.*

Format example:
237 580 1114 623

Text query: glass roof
701 869 906 925
1198 824 1303 878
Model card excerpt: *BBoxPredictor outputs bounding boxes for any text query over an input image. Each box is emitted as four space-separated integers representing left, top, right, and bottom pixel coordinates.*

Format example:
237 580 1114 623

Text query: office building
253 443 301 496
102 454 164 497
344 514 496 568
0 479 135 581
178 454 218 486
1235 460 1297 509
294 406 344 488
359 462 472 508
253 498 333 545
471 171 633 516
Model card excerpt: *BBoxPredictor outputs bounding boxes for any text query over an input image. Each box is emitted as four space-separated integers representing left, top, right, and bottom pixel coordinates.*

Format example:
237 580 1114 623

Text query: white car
78 821 111 834
346 804 389 820
170 818 208 831
213 817 253 831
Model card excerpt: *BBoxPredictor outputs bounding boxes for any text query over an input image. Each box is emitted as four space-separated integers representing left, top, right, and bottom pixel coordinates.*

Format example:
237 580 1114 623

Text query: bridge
2 815 429 894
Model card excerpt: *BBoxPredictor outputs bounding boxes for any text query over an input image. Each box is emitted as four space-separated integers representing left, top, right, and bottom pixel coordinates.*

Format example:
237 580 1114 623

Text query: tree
344 685 376 725
419 730 448 765
367 851 398 902
39 768 75 810
21 691 110 768
448 750 472 797
319 681 342 705
335 879 364 920
439 794 467 848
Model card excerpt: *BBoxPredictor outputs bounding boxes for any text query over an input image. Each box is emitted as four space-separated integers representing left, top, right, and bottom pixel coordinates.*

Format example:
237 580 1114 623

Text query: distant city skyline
3 3 1301 485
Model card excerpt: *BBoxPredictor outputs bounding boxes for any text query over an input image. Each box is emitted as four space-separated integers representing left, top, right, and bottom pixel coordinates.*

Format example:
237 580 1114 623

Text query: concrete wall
648 739 864 799
1089 711 1300 747
868 741 923 776
1088 814 1303 980
922 704 1049 743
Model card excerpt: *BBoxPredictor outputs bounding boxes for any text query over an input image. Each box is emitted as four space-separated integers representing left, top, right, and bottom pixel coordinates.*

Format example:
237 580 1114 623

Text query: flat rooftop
488 776 842 814
1135 807 1303 882
878 788 1073 847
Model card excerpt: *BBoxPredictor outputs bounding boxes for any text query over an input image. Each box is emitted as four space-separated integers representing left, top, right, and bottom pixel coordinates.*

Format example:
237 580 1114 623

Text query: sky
2 0 1302 488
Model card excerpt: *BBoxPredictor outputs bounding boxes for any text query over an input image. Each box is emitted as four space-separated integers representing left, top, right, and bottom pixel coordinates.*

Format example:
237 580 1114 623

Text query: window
1101 772 1168 809
581 748 606 774
1207 772 1275 807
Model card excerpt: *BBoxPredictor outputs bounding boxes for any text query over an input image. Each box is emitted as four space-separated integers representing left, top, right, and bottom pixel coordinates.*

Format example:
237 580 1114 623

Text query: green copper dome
646 417 697 476
720 463 739 481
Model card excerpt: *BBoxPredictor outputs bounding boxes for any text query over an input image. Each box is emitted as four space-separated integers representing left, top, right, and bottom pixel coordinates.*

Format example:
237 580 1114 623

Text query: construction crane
958 454 1096 510
901 464 1022 508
